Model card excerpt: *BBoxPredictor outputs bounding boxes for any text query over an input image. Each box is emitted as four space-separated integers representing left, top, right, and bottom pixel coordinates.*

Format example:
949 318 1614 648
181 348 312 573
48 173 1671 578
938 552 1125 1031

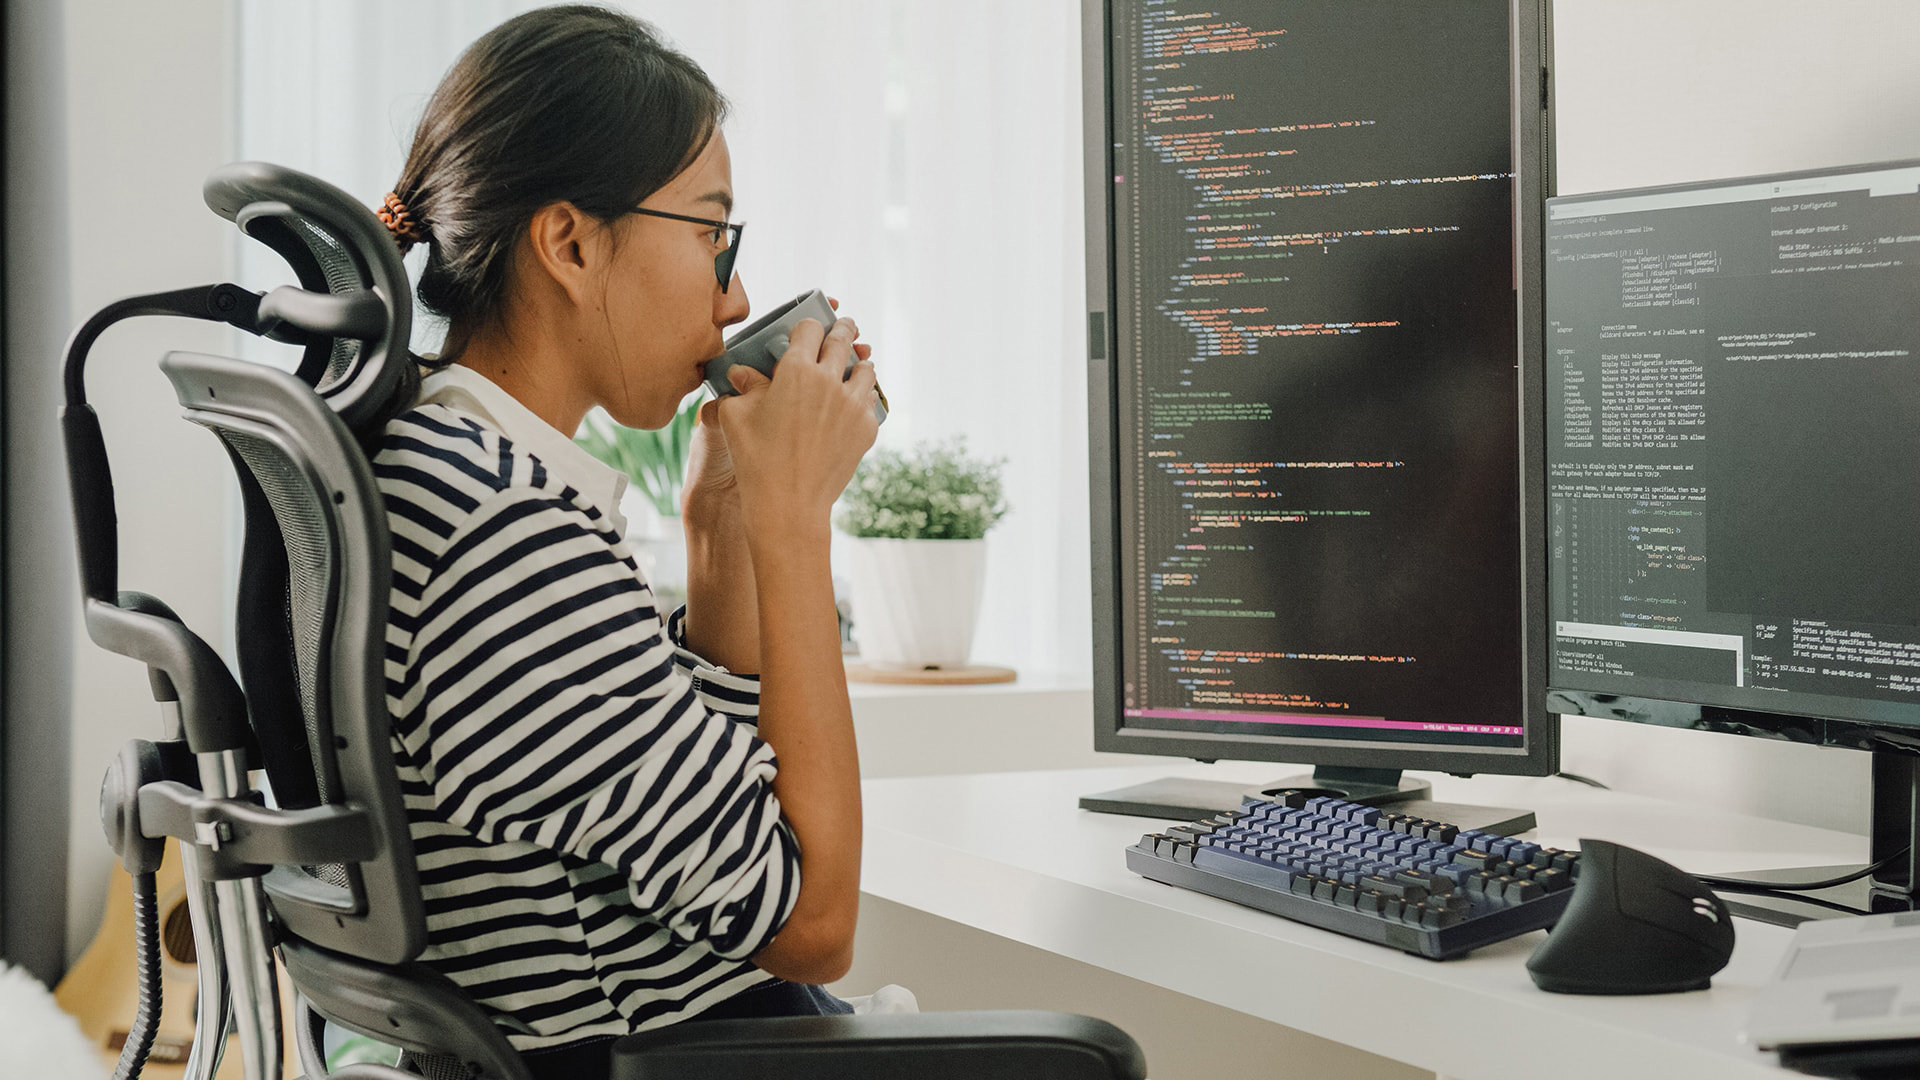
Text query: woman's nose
719 274 750 328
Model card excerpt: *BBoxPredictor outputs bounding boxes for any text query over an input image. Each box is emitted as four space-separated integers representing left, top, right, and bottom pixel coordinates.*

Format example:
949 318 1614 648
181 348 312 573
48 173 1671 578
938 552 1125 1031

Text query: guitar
56 840 301 1079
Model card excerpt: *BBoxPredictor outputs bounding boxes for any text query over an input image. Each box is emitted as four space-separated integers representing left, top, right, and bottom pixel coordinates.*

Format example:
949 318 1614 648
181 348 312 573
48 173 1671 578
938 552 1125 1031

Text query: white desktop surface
858 762 1870 1080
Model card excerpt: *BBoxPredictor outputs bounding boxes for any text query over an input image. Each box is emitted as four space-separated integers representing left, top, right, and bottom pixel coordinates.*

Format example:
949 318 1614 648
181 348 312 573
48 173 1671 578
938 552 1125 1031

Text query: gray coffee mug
703 288 888 424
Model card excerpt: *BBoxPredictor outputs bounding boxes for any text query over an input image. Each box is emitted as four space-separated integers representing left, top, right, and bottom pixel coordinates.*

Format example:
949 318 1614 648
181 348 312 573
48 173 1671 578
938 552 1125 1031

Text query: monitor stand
1079 765 1538 835
1712 747 1920 928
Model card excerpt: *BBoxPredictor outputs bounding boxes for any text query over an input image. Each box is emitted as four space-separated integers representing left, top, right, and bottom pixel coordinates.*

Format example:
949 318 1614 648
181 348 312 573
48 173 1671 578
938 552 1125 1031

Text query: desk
835 762 1868 1080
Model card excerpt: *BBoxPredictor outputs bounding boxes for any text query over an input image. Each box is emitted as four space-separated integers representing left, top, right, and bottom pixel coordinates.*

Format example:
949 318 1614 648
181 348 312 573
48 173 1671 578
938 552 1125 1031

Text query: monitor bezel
1542 155 1920 734
1083 0 1559 776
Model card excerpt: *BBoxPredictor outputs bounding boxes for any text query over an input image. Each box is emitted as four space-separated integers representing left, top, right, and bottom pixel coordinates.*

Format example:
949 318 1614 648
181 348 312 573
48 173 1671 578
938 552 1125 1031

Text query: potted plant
834 437 1009 670
575 392 702 608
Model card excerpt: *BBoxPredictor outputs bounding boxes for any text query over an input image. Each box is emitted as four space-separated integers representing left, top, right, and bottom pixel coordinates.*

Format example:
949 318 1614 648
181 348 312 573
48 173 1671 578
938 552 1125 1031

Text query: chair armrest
610 1009 1145 1080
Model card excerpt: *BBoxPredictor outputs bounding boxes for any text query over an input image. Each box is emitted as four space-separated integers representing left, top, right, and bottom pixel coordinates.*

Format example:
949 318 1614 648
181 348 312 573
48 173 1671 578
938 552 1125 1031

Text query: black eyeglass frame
628 206 744 293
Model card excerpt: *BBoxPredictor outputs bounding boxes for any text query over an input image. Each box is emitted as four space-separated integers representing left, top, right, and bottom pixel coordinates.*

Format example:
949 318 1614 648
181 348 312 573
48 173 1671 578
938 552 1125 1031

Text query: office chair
62 161 1147 1080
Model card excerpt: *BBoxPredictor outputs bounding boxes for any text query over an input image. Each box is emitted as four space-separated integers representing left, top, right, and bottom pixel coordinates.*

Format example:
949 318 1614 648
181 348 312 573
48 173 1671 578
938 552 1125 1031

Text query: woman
369 5 877 1074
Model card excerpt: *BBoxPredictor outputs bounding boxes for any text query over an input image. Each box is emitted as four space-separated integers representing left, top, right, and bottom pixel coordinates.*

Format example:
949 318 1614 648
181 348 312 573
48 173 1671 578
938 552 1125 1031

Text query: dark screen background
1108 0 1525 747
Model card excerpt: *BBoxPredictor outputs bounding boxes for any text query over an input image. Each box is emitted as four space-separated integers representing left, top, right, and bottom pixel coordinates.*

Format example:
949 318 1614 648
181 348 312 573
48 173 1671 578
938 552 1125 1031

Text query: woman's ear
524 201 605 309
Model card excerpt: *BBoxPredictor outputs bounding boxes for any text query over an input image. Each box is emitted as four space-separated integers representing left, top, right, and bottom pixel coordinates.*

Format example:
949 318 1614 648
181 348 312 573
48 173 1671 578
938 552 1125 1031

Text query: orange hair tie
376 192 427 253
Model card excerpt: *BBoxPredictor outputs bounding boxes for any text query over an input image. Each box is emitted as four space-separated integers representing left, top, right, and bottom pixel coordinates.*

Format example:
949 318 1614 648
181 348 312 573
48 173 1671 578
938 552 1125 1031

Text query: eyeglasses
628 207 744 293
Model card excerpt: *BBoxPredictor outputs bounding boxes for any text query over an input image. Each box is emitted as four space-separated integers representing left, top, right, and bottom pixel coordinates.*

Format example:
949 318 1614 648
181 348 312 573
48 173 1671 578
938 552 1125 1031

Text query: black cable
1722 889 1870 918
1696 847 1911 893
113 872 163 1080
1554 771 1610 790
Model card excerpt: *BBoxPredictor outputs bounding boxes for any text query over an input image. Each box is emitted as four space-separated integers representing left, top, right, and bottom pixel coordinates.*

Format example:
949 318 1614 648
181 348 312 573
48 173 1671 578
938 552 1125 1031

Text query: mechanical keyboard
1127 793 1580 959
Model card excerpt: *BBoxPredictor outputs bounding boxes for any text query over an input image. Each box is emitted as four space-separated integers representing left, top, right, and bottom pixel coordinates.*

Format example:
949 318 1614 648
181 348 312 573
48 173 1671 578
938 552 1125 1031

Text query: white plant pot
842 536 988 669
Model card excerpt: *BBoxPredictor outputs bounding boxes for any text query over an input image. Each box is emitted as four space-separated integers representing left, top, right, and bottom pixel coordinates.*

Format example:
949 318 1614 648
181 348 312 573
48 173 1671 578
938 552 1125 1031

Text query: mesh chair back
163 351 422 962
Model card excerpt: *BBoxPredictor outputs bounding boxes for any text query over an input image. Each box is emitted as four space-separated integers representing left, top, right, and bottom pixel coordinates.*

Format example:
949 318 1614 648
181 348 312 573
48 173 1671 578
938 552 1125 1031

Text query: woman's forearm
745 519 862 982
681 494 763 673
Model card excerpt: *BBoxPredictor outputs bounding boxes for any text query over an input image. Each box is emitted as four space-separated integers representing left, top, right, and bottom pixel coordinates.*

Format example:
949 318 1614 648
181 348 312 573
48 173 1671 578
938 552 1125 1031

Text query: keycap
1393 870 1440 893
1487 874 1520 901
1452 849 1498 871
1359 875 1425 903
1504 879 1545 905
1533 867 1570 892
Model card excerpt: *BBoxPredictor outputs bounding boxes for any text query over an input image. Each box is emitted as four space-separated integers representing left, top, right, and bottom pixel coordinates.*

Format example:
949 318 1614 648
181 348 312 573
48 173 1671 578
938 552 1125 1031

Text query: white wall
57 0 238 961
1548 0 1920 835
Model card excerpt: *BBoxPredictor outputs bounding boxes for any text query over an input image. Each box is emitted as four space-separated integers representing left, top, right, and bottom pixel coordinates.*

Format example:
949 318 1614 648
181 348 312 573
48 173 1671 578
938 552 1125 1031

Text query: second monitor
1544 159 1920 920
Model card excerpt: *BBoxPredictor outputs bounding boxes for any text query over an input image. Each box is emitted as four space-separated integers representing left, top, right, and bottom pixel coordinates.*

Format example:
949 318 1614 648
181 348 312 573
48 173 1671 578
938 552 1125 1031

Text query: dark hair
392 5 728 355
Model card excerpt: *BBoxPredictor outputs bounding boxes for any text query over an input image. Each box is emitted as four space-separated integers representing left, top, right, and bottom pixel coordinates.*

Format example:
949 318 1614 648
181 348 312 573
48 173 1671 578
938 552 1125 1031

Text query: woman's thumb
728 363 770 395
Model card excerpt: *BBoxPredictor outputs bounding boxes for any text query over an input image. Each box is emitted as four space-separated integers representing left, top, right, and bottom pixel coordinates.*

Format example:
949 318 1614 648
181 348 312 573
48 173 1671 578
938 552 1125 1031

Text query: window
237 1 1091 675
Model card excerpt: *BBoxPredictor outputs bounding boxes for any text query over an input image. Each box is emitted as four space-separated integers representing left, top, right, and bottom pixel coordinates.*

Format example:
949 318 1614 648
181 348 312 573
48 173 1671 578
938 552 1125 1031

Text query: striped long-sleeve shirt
374 365 797 1049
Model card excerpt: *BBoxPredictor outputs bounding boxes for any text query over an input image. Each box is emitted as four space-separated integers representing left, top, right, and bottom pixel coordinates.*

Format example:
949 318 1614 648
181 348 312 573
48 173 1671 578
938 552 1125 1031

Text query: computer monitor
1081 0 1557 821
1544 160 1920 920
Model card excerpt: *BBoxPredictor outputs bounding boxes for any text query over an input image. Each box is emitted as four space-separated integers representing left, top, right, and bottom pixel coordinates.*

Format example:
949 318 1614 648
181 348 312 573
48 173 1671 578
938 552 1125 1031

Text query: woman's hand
715 318 879 530
681 315 870 522
677 306 871 674
680 396 741 517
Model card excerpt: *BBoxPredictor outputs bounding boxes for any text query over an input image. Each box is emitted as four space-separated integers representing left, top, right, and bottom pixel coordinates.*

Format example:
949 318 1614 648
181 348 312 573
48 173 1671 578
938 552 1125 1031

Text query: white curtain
237 1 1092 677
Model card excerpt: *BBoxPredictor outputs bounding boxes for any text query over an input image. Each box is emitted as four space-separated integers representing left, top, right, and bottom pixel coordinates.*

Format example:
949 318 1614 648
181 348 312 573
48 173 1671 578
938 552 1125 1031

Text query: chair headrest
203 161 418 434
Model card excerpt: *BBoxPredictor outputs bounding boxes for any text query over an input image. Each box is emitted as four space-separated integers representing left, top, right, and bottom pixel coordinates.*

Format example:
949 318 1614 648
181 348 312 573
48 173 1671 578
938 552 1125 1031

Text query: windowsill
840 662 1153 779
844 661 1092 700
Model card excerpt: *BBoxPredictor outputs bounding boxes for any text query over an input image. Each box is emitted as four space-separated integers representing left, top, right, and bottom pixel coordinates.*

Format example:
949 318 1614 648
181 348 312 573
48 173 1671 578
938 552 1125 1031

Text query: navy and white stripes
374 403 796 1049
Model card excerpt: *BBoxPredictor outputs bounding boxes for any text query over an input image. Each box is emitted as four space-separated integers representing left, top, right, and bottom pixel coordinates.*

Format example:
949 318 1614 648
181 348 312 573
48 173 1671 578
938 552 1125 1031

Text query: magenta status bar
1125 707 1524 737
